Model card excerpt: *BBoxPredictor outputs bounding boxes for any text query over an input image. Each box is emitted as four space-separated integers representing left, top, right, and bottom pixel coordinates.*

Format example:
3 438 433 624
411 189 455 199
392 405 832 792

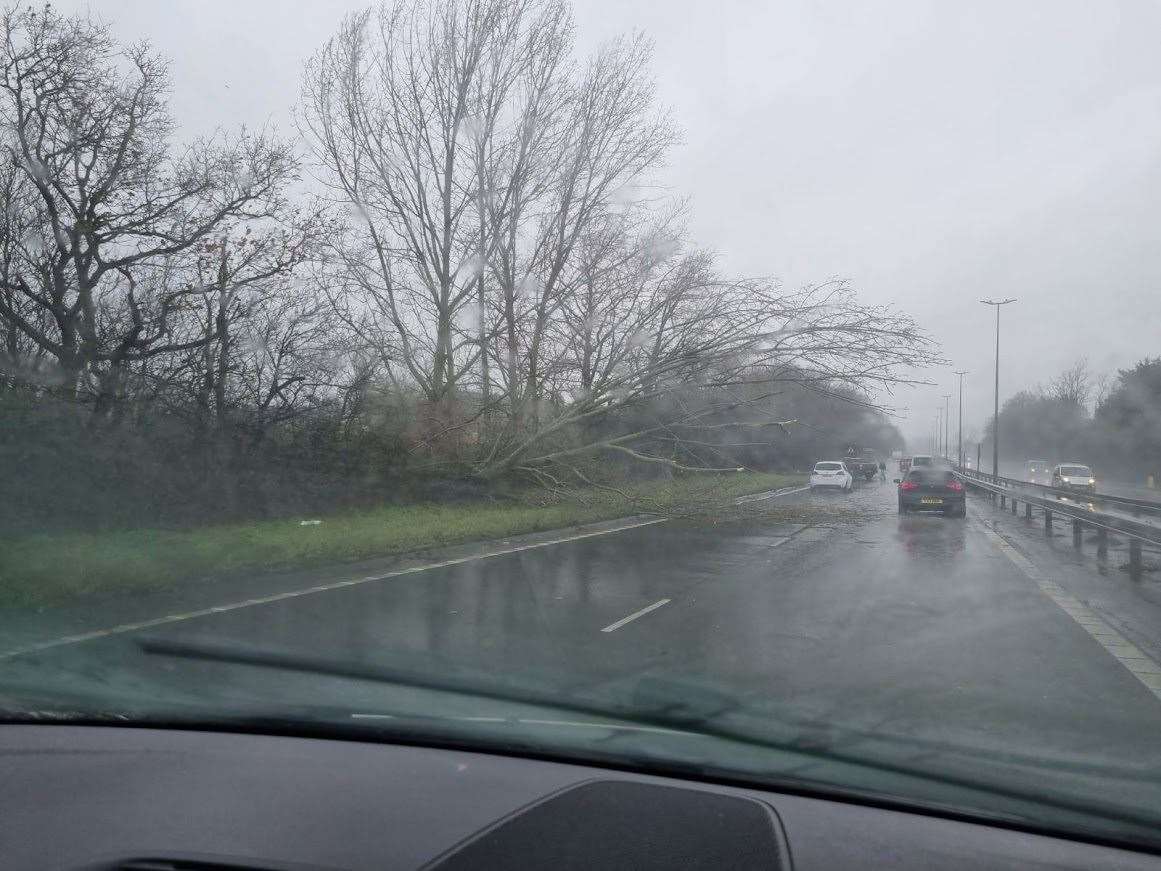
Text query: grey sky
59 0 1161 447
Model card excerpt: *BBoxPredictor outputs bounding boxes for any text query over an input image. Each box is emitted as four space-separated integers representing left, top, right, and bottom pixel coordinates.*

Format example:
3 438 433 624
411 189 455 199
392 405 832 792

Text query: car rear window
912 457 933 466
907 470 956 484
815 463 843 471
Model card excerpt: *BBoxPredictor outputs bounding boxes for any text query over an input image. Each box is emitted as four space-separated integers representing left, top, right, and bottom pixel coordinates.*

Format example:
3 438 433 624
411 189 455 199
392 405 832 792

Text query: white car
810 461 854 492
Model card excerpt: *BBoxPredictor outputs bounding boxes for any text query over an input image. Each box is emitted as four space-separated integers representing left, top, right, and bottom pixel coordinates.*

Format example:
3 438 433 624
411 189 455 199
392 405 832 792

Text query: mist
38 0 1161 474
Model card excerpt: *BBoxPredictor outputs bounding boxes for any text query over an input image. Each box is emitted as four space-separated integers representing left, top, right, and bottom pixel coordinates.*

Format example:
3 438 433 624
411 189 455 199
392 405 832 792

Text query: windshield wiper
137 635 735 728
137 634 1161 839
135 634 1161 783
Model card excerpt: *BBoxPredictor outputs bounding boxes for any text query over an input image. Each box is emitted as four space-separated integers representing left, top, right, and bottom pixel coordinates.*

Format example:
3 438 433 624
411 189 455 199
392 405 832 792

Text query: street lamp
980 298 1017 477
942 394 952 460
954 370 968 468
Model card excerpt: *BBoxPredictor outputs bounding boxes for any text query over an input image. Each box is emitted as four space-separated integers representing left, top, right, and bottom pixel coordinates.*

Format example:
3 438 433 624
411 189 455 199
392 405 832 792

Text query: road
7 478 1161 803
982 473 1161 533
997 462 1160 502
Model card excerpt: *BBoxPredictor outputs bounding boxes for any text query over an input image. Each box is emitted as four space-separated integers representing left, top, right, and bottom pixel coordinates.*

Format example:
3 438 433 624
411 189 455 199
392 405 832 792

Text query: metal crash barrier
956 467 1161 577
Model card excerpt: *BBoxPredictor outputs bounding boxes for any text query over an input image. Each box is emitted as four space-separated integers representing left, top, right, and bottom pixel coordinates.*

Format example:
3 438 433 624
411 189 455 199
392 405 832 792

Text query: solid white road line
972 517 1161 702
600 598 671 633
734 485 810 505
0 516 668 661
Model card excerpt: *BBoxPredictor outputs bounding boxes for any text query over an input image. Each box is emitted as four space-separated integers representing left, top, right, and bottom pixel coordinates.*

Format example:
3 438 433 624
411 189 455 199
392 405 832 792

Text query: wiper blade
138 635 733 728
138 635 1161 838
136 635 1161 783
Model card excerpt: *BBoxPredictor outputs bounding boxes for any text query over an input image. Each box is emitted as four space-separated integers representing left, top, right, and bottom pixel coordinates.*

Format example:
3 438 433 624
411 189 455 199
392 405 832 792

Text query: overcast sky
57 0 1161 447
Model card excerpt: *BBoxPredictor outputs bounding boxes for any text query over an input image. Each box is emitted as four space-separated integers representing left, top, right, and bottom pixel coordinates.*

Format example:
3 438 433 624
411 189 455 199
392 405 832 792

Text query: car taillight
947 480 963 492
900 481 918 491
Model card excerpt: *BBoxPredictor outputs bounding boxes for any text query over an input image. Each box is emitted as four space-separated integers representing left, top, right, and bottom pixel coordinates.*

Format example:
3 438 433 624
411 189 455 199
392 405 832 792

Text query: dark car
844 446 879 481
896 468 966 517
1023 459 1052 486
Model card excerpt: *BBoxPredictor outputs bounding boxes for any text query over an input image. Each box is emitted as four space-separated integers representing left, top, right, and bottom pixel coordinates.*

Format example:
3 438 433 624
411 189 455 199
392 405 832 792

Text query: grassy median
0 471 801 608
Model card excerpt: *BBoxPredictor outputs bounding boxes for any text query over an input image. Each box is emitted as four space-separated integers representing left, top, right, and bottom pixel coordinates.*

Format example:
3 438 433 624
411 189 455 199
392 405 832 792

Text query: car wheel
809 485 816 493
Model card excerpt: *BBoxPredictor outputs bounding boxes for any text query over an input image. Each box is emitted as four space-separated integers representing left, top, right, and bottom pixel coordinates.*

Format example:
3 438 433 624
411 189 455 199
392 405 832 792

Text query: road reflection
1054 493 1098 512
896 513 967 559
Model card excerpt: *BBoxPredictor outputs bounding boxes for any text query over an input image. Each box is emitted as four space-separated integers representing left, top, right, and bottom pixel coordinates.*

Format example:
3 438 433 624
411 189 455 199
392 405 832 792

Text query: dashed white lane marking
0 517 669 661
600 598 671 633
972 518 1161 701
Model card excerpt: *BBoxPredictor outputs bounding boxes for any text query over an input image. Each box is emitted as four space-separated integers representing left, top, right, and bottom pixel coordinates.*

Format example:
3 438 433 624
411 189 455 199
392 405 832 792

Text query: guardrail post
1025 502 1032 519
1012 498 1018 514
1097 528 1108 560
1044 509 1053 534
1073 519 1083 547
1000 494 1006 509
1130 540 1143 577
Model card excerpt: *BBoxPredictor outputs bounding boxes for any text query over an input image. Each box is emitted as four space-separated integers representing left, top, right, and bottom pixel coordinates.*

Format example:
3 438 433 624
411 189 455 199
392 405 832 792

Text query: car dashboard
1 725 1158 870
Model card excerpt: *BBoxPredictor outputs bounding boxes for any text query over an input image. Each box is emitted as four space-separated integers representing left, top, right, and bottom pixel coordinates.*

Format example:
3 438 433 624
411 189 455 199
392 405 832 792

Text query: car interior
6 725 1161 871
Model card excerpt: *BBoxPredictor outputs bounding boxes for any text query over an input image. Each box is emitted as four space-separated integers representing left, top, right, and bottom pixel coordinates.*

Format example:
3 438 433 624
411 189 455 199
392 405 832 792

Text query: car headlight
1088 478 1096 485
1060 477 1070 484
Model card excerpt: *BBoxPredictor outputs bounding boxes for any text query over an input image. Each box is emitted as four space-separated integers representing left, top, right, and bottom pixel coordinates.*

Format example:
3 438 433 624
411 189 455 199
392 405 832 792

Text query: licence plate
920 497 943 505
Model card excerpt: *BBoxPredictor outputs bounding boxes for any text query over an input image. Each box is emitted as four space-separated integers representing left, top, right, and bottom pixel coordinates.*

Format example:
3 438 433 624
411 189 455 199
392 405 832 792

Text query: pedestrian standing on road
878 461 886 482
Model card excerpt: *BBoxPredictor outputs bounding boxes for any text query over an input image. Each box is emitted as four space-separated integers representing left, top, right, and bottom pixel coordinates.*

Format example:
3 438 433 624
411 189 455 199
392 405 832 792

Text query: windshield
4 0 1161 855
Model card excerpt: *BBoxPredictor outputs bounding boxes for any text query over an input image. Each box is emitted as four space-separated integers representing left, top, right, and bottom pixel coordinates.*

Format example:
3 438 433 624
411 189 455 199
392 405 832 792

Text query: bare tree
1093 370 1113 411
231 287 338 449
1049 357 1092 409
187 216 326 432
302 0 571 403
0 5 298 411
475 261 941 480
481 31 678 428
302 0 940 484
0 155 51 385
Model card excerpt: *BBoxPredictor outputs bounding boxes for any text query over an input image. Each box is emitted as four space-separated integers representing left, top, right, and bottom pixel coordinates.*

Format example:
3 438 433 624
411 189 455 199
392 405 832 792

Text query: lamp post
980 299 1017 477
942 394 952 460
954 370 968 468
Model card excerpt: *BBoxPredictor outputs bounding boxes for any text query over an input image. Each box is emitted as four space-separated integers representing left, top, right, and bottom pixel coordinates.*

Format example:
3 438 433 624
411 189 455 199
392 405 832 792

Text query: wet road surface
7 478 1161 790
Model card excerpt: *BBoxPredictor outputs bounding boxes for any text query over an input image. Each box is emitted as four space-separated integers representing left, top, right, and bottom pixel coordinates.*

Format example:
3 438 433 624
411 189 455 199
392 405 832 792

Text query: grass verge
0 471 801 608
